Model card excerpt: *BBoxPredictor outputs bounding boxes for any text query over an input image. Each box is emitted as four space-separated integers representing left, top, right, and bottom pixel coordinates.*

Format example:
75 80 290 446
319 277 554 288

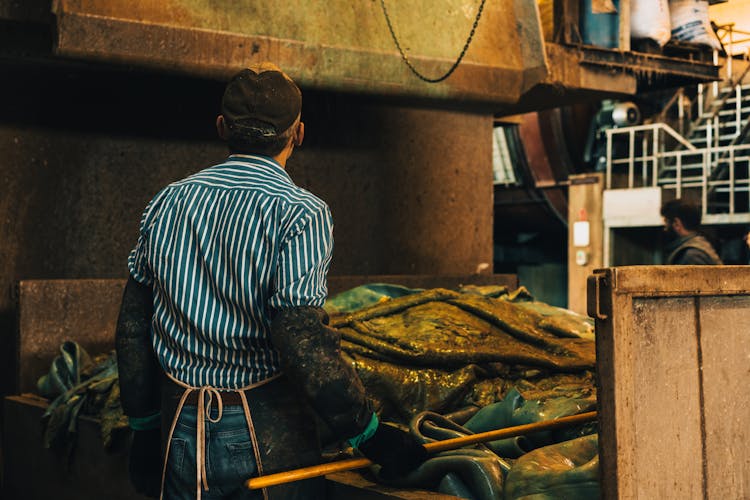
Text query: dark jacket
665 233 723 265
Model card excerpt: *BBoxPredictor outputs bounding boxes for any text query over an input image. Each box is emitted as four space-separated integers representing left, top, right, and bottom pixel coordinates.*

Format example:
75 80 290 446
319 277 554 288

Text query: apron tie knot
159 373 282 500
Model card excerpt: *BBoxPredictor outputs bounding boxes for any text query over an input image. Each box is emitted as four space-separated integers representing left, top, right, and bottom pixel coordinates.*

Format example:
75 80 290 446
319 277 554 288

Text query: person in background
115 62 427 500
660 198 722 265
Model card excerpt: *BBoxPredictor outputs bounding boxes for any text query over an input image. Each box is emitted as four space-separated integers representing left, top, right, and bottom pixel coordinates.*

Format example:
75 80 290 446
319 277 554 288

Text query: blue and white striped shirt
128 154 334 388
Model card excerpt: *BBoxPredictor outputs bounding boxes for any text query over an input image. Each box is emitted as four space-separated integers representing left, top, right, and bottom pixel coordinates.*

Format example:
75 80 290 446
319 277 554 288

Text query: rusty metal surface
16 279 126 393
578 45 719 81
50 0 547 105
589 266 750 499
502 43 720 115
596 265 750 295
517 112 569 226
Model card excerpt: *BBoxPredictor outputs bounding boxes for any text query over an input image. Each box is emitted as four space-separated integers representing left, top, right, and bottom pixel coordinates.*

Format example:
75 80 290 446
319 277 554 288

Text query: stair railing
605 123 696 190
604 25 750 217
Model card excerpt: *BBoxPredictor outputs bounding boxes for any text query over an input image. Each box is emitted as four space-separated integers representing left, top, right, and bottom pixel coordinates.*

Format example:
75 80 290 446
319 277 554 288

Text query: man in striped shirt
116 63 426 499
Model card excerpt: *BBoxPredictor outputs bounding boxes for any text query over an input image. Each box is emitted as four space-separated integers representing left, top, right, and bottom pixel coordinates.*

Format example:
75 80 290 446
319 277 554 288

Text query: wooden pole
246 411 597 490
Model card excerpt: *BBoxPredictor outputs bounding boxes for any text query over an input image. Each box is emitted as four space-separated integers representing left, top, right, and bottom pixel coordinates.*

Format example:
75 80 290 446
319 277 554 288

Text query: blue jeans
163 405 263 500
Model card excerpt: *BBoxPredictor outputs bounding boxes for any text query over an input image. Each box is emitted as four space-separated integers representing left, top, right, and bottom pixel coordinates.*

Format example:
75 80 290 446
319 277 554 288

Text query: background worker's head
217 63 304 159
660 198 701 239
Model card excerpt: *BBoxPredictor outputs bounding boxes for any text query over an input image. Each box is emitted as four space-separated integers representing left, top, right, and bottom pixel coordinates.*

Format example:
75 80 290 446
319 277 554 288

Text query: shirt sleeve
127 191 166 286
268 204 334 310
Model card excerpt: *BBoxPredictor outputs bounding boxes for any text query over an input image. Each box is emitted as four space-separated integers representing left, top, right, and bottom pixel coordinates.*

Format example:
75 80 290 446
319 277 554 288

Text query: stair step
708 96 750 110
691 122 743 132
659 181 705 189
717 96 750 106
659 164 705 171
717 108 750 117
658 175 705 183
701 108 750 119
718 82 750 92
712 185 750 193
690 135 740 143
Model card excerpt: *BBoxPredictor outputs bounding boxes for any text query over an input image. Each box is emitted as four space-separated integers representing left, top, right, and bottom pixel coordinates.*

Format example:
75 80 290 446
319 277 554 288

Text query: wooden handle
245 410 597 490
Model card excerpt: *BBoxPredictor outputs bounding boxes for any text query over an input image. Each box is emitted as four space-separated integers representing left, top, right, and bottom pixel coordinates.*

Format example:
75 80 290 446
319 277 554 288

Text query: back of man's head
660 198 701 230
221 63 301 156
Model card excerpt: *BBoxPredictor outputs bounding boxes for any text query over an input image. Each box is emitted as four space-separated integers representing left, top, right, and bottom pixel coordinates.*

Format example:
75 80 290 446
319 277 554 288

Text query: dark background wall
0 63 493 394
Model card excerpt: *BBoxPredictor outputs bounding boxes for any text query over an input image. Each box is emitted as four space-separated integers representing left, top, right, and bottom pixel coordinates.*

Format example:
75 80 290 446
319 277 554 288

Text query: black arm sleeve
115 277 161 418
270 306 373 440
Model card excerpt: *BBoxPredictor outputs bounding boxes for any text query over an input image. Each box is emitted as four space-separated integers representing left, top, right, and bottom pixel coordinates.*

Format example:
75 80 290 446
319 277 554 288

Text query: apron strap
159 372 282 500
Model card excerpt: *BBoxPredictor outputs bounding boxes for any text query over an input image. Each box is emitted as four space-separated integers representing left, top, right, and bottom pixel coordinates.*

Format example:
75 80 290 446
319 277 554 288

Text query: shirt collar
225 154 293 183
665 232 698 254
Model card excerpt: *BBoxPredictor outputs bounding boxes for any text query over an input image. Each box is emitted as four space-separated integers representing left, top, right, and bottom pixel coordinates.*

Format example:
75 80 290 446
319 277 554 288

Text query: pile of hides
327 284 599 499
37 341 128 454
390 388 598 500
328 284 596 423
37 284 599 498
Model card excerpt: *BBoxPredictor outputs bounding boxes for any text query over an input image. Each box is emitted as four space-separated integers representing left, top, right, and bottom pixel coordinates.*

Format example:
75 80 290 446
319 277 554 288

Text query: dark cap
221 63 301 137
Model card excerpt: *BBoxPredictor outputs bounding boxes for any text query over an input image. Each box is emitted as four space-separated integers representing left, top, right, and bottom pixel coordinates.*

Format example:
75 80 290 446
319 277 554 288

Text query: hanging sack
669 0 721 49
631 0 671 46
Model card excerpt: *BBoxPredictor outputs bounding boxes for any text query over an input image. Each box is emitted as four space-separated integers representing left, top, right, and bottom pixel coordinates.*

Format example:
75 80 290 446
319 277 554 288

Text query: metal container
588 265 750 499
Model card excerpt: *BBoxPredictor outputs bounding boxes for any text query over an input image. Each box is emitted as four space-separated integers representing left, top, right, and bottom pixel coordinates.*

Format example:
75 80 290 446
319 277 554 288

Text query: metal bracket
587 271 609 320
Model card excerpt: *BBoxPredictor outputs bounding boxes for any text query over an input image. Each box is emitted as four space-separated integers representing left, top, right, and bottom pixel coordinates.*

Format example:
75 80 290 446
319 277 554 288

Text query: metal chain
380 0 487 83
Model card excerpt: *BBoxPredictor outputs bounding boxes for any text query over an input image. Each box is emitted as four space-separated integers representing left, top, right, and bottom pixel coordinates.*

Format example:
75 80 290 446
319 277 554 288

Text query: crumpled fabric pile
327 284 596 422
380 388 599 499
37 341 128 456
326 284 599 499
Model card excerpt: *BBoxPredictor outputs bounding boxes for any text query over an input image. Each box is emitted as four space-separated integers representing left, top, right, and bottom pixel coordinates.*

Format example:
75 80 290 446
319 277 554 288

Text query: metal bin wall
588 266 750 499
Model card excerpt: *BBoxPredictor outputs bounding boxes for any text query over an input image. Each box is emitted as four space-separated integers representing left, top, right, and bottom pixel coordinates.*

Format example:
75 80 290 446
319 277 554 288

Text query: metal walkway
605 25 750 224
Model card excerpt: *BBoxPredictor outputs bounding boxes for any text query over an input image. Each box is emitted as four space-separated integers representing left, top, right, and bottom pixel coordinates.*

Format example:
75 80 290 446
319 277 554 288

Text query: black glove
358 423 429 479
128 428 162 498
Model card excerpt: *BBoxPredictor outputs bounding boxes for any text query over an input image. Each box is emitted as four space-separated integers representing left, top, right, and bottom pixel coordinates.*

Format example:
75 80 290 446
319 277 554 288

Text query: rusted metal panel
699 296 750 499
588 266 750 499
578 45 719 81
628 296 703 498
542 43 638 96
51 0 548 105
599 265 750 295
16 279 125 393
504 43 720 115
517 111 571 225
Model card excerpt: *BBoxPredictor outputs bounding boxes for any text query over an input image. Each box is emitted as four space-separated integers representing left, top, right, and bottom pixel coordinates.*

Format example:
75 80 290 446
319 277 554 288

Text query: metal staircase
604 28 750 223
